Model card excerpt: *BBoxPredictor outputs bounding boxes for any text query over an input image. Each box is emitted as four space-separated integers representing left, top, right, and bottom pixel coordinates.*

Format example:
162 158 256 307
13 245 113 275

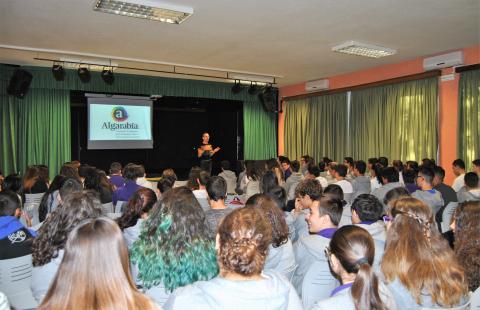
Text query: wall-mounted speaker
7 69 33 99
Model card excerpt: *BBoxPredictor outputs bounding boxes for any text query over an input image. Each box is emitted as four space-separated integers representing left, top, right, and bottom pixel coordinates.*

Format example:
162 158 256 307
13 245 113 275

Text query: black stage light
101 68 114 85
231 80 242 94
248 82 258 95
77 66 91 83
52 64 65 81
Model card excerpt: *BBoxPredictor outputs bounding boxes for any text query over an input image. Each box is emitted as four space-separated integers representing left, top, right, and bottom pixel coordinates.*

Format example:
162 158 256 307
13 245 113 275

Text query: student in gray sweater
204 176 237 238
350 160 371 201
312 225 396 310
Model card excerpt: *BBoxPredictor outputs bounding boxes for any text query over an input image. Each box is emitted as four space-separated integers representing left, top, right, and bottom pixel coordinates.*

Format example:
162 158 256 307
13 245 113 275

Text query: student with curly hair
116 187 157 248
38 217 158 310
312 225 395 310
31 191 102 302
131 187 218 305
381 197 469 309
164 206 302 309
246 194 296 279
451 201 480 292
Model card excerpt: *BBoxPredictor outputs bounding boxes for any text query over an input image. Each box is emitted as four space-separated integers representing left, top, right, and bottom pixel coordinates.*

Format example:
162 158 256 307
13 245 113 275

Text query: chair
101 202 114 214
0 254 38 309
441 202 459 233
106 213 122 219
301 260 338 310
115 201 127 213
23 193 44 226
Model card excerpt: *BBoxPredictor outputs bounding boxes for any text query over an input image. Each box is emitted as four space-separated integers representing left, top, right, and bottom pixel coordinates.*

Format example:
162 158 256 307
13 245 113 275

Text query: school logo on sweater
8 230 26 244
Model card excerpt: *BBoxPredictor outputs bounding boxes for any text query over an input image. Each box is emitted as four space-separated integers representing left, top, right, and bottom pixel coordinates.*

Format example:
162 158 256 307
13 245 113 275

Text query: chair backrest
101 202 114 214
24 193 44 205
23 202 40 226
441 202 459 233
301 260 338 310
0 254 38 309
421 299 471 310
115 201 127 213
106 212 122 219
471 287 480 309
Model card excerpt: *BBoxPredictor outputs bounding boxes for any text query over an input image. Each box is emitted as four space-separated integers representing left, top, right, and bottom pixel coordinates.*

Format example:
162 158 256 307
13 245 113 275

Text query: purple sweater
112 180 142 205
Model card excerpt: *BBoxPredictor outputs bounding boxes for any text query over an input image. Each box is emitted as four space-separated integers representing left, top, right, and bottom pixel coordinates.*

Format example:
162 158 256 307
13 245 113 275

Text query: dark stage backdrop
71 91 244 178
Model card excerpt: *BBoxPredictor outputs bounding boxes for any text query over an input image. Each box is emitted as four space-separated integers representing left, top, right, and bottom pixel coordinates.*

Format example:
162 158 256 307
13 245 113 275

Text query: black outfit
434 182 458 230
199 143 214 174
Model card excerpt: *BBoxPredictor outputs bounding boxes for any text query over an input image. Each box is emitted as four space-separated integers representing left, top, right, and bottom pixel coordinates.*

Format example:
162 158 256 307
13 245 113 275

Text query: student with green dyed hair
131 186 218 305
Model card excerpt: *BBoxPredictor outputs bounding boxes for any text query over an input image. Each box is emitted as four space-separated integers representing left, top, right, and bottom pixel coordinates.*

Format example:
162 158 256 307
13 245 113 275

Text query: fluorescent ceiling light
93 0 193 24
332 41 396 58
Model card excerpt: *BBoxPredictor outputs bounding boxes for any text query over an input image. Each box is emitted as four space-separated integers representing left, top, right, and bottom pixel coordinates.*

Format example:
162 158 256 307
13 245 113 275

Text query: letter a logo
111 106 128 122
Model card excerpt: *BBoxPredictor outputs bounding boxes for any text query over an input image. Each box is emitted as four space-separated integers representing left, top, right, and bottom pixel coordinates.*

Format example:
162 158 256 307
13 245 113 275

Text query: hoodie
354 221 386 272
164 270 302 310
0 216 35 260
218 170 237 194
457 188 480 203
351 176 371 201
264 239 296 279
412 189 444 215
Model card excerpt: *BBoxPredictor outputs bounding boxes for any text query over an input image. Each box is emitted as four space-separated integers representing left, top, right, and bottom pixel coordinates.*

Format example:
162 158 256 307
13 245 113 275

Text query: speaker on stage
7 69 33 99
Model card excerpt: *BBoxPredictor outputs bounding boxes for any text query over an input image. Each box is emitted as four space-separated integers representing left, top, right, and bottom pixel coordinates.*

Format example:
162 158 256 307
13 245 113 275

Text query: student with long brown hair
381 197 469 309
38 217 158 310
451 201 480 292
313 225 395 310
164 206 302 310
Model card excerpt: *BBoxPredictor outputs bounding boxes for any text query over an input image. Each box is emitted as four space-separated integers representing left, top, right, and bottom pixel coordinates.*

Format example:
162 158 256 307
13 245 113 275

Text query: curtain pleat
458 69 480 170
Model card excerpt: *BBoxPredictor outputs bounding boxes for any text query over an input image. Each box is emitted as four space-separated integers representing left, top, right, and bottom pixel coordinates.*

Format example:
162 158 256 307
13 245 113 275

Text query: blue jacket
0 216 36 260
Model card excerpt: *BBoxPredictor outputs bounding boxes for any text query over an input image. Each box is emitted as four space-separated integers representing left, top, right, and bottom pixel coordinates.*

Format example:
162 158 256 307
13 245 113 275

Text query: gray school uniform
292 234 335 296
123 218 144 249
164 270 302 310
350 176 371 201
412 189 444 215
354 222 386 272
31 250 64 303
264 239 296 279
291 209 310 243
312 282 397 310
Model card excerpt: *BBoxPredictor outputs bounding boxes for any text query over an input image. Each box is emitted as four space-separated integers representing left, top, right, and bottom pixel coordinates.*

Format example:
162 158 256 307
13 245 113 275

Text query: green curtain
0 65 276 177
350 77 438 162
458 69 480 170
284 93 348 162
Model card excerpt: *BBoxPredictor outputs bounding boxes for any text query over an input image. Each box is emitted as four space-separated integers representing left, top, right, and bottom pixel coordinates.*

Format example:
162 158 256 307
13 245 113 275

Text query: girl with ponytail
312 225 395 310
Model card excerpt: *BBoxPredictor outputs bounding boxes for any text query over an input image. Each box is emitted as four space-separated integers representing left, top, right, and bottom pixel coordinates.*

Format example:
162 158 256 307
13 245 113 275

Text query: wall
279 44 480 184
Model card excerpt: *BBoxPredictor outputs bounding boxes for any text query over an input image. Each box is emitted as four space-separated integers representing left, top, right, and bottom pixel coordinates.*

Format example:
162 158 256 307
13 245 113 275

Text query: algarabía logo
102 106 139 131
112 106 128 122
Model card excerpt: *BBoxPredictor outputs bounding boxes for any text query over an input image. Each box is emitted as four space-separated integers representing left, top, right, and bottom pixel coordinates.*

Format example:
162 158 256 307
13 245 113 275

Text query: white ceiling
0 0 479 86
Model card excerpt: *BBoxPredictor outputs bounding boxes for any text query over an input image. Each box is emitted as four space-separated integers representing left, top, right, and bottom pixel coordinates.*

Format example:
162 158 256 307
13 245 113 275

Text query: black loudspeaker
258 87 278 113
7 69 33 99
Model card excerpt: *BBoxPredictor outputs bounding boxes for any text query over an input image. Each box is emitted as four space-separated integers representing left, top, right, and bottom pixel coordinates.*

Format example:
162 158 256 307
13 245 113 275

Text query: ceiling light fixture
332 40 396 58
52 63 65 81
101 67 115 84
248 82 258 95
78 66 91 83
93 0 193 24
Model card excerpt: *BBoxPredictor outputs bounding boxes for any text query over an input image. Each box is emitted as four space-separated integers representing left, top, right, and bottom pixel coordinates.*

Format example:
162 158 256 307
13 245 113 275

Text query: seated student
332 164 353 197
218 160 237 195
383 187 410 211
204 176 237 238
246 194 296 279
403 168 420 194
116 188 157 249
393 159 405 184
164 207 302 310
37 217 158 310
113 164 144 206
350 160 371 201
260 171 279 195
473 159 480 176
305 164 328 189
22 165 49 198
0 191 36 260
372 167 405 206
312 226 396 310
369 163 383 192
266 185 296 241
31 191 102 302
131 187 218 305
411 166 444 215
452 159 466 192
156 175 175 198
292 197 343 296
108 161 124 189
381 197 469 309
284 160 303 201
300 155 314 176
136 165 156 192
192 170 211 212
350 194 386 271
83 167 114 204
244 161 264 201
343 157 355 181
451 201 480 292
280 157 293 181
290 179 323 242
266 158 285 187
457 172 480 202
